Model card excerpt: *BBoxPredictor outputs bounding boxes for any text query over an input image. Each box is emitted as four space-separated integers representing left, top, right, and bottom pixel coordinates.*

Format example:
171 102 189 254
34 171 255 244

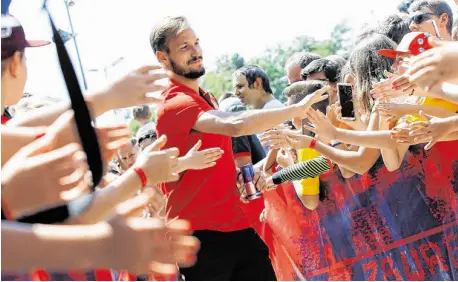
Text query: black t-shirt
232 135 266 165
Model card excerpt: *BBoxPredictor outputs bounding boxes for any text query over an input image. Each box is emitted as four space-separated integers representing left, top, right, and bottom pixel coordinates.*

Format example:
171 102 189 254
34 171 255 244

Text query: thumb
190 140 202 152
146 134 167 152
418 110 433 121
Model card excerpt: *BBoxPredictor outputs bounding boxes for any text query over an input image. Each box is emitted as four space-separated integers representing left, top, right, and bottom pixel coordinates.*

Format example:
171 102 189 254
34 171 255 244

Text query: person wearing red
150 16 329 280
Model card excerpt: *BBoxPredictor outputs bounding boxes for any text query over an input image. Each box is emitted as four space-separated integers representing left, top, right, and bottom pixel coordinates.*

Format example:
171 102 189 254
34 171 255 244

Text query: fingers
203 149 224 162
190 140 202 152
136 65 163 74
46 110 75 137
424 140 437 150
302 124 316 133
146 135 168 152
170 235 200 267
31 143 82 167
418 110 432 121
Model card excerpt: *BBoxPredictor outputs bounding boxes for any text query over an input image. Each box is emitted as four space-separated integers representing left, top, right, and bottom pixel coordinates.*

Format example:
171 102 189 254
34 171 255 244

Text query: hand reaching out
305 109 338 142
46 111 132 162
133 135 181 185
178 140 224 171
276 148 295 168
107 192 199 275
404 39 458 91
295 85 330 116
374 102 413 123
2 138 90 219
91 65 169 114
407 111 457 150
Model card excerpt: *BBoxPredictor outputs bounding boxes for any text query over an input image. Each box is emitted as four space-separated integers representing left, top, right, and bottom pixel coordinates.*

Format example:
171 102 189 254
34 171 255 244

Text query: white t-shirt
263 99 285 109
260 98 284 152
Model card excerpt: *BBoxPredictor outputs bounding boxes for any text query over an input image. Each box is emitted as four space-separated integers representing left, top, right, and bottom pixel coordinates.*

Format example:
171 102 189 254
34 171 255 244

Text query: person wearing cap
1 14 49 121
376 32 458 122
408 0 454 41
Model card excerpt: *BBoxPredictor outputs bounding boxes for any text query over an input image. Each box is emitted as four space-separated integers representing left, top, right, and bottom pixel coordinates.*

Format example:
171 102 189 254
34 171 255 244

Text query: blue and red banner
261 141 458 280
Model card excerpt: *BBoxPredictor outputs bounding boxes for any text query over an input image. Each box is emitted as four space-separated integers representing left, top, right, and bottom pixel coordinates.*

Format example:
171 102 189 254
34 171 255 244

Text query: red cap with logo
1 14 50 60
378 32 434 59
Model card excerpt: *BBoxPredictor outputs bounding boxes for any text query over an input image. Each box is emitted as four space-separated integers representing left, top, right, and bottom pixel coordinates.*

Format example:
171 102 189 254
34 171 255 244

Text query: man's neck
169 72 200 93
255 93 275 109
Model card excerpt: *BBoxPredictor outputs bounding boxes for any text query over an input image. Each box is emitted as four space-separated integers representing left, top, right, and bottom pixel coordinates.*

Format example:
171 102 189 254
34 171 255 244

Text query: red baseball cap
378 32 434 59
1 14 50 60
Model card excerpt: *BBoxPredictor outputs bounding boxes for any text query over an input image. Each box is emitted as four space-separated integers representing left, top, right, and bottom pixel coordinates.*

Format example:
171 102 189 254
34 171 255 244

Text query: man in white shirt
232 65 284 110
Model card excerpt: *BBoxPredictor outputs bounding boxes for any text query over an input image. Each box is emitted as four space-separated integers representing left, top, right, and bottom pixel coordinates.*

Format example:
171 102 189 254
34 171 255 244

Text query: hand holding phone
337 83 356 121
301 119 315 137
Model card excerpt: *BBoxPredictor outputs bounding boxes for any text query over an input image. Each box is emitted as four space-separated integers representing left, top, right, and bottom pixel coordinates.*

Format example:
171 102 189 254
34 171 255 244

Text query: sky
8 0 458 100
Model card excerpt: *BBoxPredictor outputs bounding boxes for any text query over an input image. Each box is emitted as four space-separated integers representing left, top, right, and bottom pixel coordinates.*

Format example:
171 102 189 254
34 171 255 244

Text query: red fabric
30 270 50 281
94 269 113 281
233 152 252 158
1 115 10 124
155 80 249 232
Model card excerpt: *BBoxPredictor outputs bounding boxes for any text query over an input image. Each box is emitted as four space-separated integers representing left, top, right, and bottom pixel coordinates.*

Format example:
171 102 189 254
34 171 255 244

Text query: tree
202 22 352 101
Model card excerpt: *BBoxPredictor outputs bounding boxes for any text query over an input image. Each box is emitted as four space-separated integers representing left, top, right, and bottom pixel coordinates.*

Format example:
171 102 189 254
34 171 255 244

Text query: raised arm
193 86 330 137
7 66 167 128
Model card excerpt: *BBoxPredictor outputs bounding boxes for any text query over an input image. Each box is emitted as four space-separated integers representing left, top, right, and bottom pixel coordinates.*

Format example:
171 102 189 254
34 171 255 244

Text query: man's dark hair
301 58 340 83
282 80 328 114
285 52 322 70
150 16 190 53
409 0 454 34
376 13 411 44
233 65 273 94
326 55 347 69
132 105 152 120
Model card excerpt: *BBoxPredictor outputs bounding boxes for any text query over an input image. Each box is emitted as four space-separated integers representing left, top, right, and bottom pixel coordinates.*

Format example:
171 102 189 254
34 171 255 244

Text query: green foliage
202 21 352 102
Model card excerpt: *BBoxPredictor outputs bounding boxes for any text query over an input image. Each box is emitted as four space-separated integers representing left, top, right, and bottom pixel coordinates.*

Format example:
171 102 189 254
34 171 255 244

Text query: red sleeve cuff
234 152 252 158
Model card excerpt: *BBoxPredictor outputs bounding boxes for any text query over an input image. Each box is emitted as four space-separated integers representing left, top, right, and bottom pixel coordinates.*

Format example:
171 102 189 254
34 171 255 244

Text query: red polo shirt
156 80 250 232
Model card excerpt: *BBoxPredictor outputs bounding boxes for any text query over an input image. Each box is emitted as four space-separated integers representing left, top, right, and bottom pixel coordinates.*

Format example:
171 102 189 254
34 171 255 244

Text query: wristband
133 167 147 188
310 138 317 149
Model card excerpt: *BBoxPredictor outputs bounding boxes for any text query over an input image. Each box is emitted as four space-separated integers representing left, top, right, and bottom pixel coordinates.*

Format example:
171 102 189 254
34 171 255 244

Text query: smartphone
337 83 356 121
431 20 441 38
302 119 315 137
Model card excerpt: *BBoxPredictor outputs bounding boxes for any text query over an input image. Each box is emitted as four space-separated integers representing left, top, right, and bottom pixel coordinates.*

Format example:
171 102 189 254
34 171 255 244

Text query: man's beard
170 57 206 80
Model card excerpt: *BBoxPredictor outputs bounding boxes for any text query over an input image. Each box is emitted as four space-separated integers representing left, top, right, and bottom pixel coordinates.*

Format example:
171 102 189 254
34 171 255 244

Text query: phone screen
337 84 355 120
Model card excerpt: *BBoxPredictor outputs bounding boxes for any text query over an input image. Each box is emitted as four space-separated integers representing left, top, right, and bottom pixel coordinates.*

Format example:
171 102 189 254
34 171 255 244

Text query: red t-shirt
156 80 250 232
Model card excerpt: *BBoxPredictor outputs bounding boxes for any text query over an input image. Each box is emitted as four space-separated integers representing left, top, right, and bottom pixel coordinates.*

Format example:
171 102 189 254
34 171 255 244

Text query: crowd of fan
2 0 458 280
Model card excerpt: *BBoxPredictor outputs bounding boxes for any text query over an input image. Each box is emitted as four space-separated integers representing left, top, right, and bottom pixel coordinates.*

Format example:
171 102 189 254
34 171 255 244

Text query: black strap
46 2 102 189
7 2 103 224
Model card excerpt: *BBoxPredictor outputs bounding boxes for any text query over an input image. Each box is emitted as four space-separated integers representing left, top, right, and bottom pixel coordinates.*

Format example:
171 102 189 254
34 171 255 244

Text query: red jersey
155 80 250 232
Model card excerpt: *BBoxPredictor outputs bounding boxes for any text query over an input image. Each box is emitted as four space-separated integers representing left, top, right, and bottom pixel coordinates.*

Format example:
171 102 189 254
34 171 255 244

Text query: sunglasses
409 12 436 25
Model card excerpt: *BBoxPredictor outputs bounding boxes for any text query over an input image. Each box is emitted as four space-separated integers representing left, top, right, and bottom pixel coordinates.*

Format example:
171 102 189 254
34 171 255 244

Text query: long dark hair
349 34 396 116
